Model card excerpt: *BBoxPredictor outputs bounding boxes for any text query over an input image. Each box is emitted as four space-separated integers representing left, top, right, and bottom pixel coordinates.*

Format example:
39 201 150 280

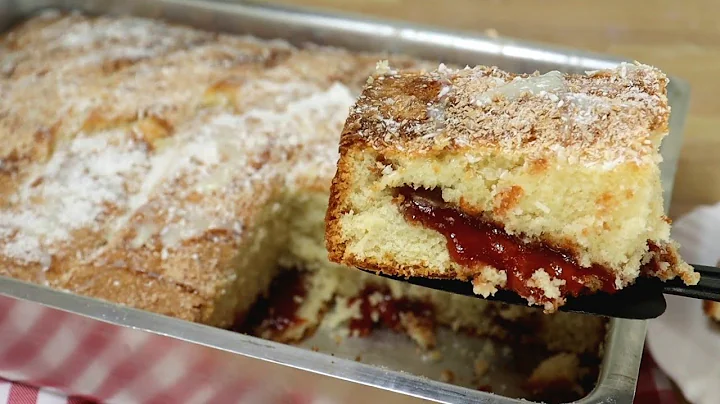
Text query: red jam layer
348 285 434 337
396 187 617 302
236 269 307 338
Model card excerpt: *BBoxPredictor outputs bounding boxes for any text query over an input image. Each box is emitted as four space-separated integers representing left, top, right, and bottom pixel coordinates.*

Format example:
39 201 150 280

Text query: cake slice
325 62 698 312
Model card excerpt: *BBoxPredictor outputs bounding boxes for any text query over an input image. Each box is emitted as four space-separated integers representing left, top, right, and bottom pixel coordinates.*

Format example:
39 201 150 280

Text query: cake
1 11 607 401
325 62 698 311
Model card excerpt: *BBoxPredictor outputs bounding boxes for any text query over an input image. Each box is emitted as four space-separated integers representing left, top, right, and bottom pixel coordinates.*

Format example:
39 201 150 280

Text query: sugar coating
0 130 149 264
346 62 669 169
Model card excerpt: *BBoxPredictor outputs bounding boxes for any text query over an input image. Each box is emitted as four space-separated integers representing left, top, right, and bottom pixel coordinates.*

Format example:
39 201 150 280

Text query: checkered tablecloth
0 380 91 404
635 349 681 404
0 348 679 404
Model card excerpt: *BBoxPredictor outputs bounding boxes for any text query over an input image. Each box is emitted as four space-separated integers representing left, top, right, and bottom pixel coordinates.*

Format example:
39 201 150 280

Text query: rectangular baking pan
0 0 690 403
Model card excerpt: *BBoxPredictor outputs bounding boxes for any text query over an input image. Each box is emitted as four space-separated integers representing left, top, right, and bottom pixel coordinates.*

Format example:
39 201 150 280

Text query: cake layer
326 62 697 311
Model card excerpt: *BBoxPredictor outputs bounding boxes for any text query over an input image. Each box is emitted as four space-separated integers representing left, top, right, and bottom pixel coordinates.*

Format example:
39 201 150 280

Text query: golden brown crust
340 63 670 167
0 254 209 323
492 185 524 217
643 241 699 285
324 146 355 265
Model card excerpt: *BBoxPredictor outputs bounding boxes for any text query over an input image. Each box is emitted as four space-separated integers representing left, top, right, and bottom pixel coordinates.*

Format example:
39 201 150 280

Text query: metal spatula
358 264 720 319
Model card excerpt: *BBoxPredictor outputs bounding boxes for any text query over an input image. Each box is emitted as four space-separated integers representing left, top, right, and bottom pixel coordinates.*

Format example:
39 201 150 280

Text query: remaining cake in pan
0 11 421 328
326 62 698 311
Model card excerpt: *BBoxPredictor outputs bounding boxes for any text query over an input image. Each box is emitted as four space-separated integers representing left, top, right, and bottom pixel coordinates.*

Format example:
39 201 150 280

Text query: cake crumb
481 341 496 357
471 266 507 297
439 369 455 383
400 312 436 350
526 352 586 402
421 349 443 363
527 269 566 304
375 60 392 75
474 358 490 379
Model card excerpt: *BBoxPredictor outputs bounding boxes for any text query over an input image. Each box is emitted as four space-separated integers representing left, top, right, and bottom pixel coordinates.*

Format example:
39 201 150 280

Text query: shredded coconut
131 82 355 249
0 130 149 263
351 63 669 168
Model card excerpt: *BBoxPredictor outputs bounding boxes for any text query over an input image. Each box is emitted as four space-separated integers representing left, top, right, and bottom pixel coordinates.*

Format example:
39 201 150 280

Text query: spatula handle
662 264 720 302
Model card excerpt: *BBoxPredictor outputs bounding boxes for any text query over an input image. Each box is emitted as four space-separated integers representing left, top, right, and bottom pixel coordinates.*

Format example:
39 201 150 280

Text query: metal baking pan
0 0 690 403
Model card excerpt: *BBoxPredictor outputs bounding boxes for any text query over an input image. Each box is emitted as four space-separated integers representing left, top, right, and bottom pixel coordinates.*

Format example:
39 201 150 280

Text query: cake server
359 264 720 319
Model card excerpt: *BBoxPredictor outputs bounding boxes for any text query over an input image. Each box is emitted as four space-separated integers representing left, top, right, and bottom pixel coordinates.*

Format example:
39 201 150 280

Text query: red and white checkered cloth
0 351 682 403
0 380 91 404
0 293 682 404
0 295 328 404
635 350 681 404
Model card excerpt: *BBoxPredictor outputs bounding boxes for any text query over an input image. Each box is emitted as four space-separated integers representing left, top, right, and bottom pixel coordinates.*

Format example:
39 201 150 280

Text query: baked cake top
0 12 403 272
341 62 670 168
